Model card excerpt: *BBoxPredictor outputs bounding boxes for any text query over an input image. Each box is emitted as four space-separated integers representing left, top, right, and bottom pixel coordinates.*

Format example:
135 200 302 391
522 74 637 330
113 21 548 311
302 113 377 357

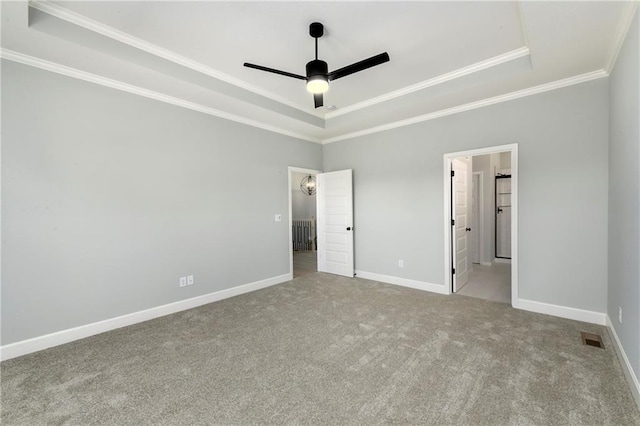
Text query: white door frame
443 143 519 307
288 166 322 279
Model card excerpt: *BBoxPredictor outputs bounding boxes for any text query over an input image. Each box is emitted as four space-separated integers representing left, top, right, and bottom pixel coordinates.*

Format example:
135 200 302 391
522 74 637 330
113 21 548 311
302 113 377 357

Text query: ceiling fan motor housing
306 59 328 79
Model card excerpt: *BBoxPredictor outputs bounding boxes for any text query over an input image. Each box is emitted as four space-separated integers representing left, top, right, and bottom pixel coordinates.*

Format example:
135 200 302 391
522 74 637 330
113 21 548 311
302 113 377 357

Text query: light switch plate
275 214 282 222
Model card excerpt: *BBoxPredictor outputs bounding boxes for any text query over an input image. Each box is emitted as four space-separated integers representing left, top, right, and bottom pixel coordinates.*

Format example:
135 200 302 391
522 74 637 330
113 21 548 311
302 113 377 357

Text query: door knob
465 228 471 232
346 227 352 231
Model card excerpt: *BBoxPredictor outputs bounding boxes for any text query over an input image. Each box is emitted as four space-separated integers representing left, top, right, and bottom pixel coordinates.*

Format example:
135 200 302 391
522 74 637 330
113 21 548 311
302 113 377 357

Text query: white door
317 170 354 277
451 158 471 292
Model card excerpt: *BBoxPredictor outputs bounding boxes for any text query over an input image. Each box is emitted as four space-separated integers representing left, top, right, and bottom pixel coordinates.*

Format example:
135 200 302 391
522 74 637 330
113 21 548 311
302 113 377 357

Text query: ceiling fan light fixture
306 59 329 94
306 76 329 94
244 22 389 108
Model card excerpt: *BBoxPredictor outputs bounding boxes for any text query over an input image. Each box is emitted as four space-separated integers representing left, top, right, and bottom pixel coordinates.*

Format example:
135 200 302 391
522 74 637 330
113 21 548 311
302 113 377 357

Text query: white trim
2 48 610 146
444 144 519 306
288 166 321 277
355 270 448 295
494 258 512 264
30 1 534 123
27 0 634 125
605 2 639 74
2 46 609 146
607 316 640 410
480 262 492 266
0 49 321 144
28 1 310 116
517 298 607 325
443 157 453 296
322 70 608 144
0 273 291 361
324 47 530 119
509 146 518 306
517 1 533 67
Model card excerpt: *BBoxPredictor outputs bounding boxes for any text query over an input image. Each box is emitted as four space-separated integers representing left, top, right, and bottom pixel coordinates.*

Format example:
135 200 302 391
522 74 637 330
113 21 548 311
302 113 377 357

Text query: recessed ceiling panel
55 1 525 111
2 1 633 143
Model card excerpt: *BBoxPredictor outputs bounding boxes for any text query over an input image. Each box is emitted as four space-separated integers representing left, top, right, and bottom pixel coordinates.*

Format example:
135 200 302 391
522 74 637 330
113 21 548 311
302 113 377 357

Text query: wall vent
581 331 604 349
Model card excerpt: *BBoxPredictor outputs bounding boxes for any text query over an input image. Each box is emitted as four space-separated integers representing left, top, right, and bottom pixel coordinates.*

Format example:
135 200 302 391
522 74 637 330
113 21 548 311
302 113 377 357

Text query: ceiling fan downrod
310 22 324 60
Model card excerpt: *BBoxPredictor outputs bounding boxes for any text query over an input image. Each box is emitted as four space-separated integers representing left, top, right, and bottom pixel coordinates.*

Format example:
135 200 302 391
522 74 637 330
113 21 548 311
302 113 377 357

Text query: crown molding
605 1 638 74
321 69 608 144
24 0 633 131
516 1 533 68
0 48 321 144
324 46 530 120
28 0 312 117
1 49 608 147
30 1 533 123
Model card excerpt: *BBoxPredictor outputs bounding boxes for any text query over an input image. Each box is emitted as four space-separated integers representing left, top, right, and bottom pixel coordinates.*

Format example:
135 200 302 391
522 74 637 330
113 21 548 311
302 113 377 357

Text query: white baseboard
494 258 511 264
480 262 492 266
606 316 640 410
517 298 607 325
0 273 291 361
355 270 448 295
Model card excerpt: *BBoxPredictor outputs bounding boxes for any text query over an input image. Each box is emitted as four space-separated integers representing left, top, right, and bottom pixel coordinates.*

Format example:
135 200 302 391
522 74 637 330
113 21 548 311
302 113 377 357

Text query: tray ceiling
1 1 636 143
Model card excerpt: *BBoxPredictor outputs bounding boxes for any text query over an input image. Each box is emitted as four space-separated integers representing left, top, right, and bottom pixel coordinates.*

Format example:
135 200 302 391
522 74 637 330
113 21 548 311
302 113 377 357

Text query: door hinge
451 170 455 177
451 219 455 226
452 268 456 274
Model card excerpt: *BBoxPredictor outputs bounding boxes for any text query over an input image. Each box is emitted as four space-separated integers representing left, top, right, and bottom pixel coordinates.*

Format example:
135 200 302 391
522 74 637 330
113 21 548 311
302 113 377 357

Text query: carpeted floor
2 273 639 425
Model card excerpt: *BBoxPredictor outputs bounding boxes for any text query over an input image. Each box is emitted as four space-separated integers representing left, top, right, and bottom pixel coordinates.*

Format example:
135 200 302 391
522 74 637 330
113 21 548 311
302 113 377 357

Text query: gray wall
499 151 511 170
323 79 609 313
1 46 624 355
608 10 639 386
1 61 322 345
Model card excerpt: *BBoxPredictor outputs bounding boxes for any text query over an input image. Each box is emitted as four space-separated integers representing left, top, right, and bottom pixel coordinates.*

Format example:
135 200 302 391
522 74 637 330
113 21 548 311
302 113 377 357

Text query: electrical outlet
618 307 623 324
187 275 194 286
179 277 187 287
398 260 404 268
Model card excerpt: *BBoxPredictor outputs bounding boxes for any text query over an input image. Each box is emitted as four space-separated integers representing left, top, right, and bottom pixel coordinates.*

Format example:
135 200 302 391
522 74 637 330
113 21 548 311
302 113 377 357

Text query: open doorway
288 167 320 278
288 167 355 279
444 144 518 306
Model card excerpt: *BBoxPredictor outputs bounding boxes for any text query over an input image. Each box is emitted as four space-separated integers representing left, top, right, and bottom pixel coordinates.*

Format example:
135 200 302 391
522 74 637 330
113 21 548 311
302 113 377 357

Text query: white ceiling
1 1 637 143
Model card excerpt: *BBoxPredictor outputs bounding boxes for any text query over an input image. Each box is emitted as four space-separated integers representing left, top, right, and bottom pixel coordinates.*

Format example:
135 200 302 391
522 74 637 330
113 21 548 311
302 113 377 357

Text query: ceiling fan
244 22 390 109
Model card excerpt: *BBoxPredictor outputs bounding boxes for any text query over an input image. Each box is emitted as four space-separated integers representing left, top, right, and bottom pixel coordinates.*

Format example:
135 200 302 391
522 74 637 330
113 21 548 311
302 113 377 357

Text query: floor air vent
581 332 604 349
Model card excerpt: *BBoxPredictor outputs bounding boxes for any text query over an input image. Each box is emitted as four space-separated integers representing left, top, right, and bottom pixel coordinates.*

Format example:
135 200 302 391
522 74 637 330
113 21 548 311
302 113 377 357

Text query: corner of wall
607 315 640 410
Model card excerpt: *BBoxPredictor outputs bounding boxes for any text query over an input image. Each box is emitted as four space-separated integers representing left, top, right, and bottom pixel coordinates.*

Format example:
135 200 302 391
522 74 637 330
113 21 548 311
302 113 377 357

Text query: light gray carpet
2 273 639 425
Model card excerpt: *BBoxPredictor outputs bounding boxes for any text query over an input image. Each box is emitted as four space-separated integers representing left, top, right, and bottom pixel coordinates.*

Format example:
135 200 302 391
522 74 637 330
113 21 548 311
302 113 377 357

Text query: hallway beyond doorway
457 263 511 304
293 251 317 278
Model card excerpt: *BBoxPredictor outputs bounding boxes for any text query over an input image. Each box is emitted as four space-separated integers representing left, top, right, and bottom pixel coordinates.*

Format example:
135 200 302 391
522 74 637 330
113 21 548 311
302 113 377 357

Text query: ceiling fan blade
313 93 323 109
328 52 390 81
243 63 307 80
